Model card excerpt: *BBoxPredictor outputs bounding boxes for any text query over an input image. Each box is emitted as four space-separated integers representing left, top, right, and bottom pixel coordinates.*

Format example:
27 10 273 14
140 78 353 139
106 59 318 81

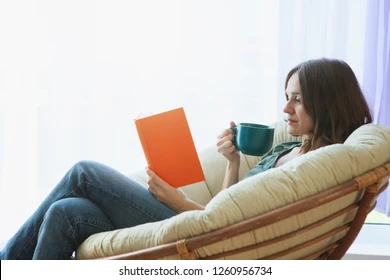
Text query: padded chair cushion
76 124 390 260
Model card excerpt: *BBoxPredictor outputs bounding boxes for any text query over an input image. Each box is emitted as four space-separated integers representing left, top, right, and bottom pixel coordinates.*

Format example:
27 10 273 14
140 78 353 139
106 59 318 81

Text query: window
0 0 280 245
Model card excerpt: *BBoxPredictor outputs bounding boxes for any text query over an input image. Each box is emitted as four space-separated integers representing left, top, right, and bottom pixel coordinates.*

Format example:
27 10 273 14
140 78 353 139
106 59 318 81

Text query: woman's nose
283 101 294 114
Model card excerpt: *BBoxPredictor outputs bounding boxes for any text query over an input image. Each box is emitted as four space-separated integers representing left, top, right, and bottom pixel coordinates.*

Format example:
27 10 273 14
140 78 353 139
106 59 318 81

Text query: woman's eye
295 98 301 103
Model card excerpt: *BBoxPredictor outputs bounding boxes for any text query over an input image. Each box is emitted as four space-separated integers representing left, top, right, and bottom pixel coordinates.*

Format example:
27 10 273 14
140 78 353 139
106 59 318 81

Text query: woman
0 58 372 259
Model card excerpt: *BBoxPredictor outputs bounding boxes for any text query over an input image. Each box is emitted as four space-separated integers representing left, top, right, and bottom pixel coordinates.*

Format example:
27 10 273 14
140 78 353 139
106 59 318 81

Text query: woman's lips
287 119 298 125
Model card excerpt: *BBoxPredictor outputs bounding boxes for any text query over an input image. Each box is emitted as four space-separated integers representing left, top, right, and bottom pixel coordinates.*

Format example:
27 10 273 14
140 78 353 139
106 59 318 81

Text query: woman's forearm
176 199 205 213
221 161 240 190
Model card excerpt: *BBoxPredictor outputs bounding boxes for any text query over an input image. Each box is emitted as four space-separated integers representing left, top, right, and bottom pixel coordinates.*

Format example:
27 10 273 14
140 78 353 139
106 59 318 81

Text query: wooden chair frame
95 162 390 260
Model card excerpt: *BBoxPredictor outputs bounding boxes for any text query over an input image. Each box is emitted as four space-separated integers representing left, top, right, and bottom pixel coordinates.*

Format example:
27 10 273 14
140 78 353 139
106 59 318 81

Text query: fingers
216 133 235 147
216 136 234 150
146 167 172 194
145 167 154 177
148 186 157 196
216 135 238 157
217 129 229 139
217 121 236 139
216 122 238 156
215 122 241 162
146 169 187 211
147 176 158 189
146 168 159 193
146 168 162 184
217 142 237 155
217 128 235 141
147 177 163 201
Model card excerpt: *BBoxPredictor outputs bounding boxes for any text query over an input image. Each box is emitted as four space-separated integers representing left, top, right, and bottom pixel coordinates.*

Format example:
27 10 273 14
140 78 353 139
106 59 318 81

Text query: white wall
343 224 390 260
0 0 280 243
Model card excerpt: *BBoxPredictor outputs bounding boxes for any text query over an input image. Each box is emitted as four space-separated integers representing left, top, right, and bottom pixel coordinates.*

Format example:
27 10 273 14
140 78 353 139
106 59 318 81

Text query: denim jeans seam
71 215 114 231
82 181 162 222
73 220 113 231
13 227 41 260
66 226 76 259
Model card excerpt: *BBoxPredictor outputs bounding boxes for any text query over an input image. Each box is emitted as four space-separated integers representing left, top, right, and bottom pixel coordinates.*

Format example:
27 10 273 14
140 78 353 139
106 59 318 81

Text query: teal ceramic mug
230 123 274 156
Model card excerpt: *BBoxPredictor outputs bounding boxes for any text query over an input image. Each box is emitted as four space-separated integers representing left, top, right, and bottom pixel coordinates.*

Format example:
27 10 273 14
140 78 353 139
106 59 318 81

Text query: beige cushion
76 122 390 260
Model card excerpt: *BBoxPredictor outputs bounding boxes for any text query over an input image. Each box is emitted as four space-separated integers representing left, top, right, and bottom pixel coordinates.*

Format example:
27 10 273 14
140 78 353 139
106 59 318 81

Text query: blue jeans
0 161 177 260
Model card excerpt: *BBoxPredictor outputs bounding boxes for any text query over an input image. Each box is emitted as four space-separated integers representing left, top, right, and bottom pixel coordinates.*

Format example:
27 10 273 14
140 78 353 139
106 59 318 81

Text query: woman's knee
44 198 114 233
71 160 98 175
67 160 101 184
43 198 103 224
44 198 78 221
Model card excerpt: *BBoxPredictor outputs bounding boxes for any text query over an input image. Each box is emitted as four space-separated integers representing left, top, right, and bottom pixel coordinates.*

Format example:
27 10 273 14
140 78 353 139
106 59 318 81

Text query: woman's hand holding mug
216 121 240 164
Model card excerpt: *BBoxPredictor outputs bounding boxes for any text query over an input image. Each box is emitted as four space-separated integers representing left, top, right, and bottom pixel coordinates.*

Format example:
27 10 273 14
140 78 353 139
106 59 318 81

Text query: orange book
134 107 205 188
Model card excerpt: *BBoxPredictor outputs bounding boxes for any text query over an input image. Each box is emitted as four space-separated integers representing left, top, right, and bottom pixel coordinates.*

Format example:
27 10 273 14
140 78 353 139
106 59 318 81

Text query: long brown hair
285 58 372 153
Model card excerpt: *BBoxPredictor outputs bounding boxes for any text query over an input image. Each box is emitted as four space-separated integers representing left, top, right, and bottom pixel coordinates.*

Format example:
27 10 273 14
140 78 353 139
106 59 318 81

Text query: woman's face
283 72 314 137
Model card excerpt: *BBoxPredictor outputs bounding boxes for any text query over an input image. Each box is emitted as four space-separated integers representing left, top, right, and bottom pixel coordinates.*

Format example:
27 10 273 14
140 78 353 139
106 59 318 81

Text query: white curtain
362 0 390 216
0 0 280 244
277 0 369 117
